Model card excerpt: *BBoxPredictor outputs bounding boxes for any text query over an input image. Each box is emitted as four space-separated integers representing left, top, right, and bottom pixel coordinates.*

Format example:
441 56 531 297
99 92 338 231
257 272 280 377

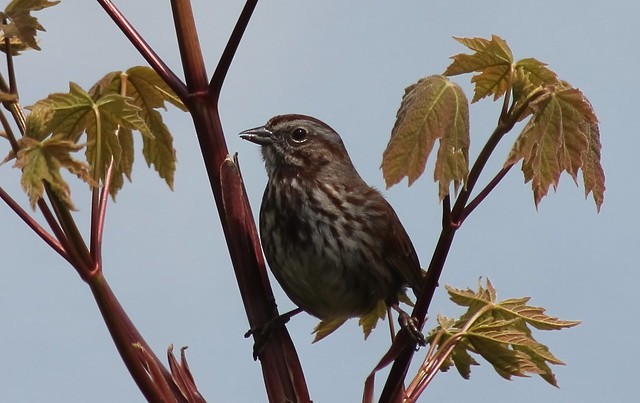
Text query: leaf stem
96 0 188 101
0 107 19 156
460 164 514 222
89 158 113 269
209 0 259 98
45 185 94 274
2 18 17 95
451 124 510 223
405 304 493 400
407 334 464 399
0 186 69 262
0 74 27 134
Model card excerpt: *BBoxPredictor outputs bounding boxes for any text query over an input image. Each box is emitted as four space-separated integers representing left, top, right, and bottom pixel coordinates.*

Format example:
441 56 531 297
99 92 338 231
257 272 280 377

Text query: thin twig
45 185 94 274
500 73 512 121
442 194 452 228
92 158 115 267
3 18 17 95
460 164 514 223
97 0 188 101
0 74 26 134
451 124 511 224
387 308 396 341
37 197 78 263
91 73 126 267
0 186 69 262
209 0 259 97
90 187 100 260
0 107 19 157
405 305 492 400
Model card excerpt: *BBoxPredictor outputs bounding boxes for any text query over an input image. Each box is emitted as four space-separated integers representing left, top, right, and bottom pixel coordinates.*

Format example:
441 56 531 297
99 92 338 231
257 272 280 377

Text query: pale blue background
0 1 632 402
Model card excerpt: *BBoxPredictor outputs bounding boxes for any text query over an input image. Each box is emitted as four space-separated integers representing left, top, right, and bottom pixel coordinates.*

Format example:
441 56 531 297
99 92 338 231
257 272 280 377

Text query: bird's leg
244 307 303 359
387 307 397 341
390 303 427 347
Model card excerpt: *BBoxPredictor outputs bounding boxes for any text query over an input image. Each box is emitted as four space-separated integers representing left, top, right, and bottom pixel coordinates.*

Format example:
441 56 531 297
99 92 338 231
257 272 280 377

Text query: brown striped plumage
241 114 424 329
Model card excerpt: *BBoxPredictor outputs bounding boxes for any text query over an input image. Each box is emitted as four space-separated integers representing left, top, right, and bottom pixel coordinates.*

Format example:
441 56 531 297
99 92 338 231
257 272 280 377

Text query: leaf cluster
14 67 185 208
382 35 605 210
0 0 59 52
312 295 408 342
427 279 579 386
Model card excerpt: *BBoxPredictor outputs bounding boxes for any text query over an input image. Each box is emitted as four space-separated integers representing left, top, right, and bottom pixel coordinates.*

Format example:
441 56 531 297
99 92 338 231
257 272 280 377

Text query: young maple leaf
90 67 184 194
312 317 347 343
311 299 388 343
382 75 470 199
0 0 59 51
427 280 580 387
27 82 152 198
14 135 92 209
505 85 605 210
444 35 514 103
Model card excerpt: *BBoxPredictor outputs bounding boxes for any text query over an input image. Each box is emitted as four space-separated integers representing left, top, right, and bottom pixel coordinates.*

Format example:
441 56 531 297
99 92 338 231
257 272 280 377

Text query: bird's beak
239 125 273 145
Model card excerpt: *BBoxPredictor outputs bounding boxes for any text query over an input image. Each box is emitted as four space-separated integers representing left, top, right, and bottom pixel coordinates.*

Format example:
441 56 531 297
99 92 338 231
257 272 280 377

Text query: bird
240 114 425 343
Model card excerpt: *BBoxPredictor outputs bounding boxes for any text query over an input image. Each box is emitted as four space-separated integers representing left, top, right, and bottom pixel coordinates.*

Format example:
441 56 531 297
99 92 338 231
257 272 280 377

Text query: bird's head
240 114 354 179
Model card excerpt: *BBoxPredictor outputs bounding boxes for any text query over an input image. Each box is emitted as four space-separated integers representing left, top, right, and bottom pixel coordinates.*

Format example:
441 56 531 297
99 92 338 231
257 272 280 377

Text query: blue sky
1 1 634 402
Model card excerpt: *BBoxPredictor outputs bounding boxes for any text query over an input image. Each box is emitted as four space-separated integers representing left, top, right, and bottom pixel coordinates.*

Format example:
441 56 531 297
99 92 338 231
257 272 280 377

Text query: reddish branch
379 88 540 402
98 0 310 401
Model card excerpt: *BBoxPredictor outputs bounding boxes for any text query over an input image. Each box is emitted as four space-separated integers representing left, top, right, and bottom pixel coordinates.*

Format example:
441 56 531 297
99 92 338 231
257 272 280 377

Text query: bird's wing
383 199 425 296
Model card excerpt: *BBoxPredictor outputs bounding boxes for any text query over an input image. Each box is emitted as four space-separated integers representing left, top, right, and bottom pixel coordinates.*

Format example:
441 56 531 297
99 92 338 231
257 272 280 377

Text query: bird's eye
291 127 308 143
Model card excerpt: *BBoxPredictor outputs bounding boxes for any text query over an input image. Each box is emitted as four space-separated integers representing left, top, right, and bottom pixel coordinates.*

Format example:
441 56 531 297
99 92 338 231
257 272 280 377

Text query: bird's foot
244 307 303 360
391 304 427 347
397 311 427 346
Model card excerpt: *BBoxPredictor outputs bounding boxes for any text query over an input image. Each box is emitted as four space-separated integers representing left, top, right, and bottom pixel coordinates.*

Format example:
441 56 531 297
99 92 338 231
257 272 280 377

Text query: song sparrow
241 114 425 342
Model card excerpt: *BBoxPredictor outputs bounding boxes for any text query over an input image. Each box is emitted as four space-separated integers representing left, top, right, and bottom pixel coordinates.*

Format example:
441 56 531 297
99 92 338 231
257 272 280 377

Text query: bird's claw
397 310 427 347
245 308 301 360
245 317 282 360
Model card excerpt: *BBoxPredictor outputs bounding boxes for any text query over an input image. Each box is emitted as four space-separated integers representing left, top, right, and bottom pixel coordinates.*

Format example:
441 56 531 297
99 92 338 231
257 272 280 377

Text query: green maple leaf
123 67 182 190
0 0 59 51
26 82 151 194
358 299 387 340
467 333 541 380
511 58 560 120
450 340 479 379
382 75 469 199
107 127 134 198
14 135 91 209
312 299 388 343
496 296 580 331
429 315 480 379
428 280 579 386
90 67 184 193
312 317 347 343
505 85 605 210
444 36 561 109
581 123 605 210
444 35 514 102
515 58 559 90
19 67 184 205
